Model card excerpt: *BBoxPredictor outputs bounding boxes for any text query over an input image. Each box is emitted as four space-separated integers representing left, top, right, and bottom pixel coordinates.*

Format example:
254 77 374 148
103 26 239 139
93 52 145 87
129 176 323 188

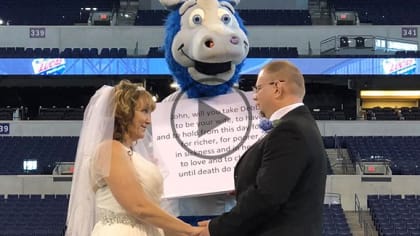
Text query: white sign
152 92 263 198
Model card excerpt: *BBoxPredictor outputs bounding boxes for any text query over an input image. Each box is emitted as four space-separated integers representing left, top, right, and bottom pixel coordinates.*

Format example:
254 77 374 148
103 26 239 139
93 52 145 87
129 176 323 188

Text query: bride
66 80 202 236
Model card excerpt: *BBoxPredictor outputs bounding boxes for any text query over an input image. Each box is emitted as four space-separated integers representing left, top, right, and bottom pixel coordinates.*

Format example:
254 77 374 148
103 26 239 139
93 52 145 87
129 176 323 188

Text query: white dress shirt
269 103 304 122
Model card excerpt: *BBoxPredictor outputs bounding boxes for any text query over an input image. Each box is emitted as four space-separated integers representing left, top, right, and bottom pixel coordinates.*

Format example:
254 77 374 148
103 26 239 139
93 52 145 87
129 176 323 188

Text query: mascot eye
192 14 202 24
221 14 231 25
218 8 233 26
189 9 205 27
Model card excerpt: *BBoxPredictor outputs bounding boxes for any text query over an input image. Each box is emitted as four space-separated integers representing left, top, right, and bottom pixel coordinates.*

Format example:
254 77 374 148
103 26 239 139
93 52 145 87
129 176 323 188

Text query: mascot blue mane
162 0 249 98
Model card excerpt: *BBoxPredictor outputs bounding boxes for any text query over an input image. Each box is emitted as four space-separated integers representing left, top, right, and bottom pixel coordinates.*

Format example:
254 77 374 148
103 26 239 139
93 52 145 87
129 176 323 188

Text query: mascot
162 0 249 99
158 0 249 217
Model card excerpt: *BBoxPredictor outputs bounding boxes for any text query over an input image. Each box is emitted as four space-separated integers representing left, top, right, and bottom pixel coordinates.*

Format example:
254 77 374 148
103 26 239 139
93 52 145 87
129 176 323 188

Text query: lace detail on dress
97 208 137 227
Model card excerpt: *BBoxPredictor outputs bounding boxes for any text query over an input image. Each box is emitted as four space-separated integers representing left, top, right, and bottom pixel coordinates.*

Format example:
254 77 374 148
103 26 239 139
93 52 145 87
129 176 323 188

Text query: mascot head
161 0 249 98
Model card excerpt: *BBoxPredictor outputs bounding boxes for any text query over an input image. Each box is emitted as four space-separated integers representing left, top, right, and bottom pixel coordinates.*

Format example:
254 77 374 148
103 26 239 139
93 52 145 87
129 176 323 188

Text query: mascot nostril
230 36 239 45
205 40 215 48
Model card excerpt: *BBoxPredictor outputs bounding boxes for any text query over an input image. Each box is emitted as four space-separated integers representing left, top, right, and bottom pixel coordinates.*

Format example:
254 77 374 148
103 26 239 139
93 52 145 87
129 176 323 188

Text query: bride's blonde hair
113 80 156 142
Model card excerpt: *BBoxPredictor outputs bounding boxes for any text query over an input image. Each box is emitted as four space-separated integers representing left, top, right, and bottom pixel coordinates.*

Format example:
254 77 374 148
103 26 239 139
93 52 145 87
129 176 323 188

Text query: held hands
189 225 206 236
170 220 209 236
197 220 211 236
166 219 209 236
164 225 204 236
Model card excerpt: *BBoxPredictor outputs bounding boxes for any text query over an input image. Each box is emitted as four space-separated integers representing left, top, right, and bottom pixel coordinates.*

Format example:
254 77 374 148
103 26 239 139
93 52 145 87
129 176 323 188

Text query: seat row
0 135 419 175
0 0 118 26
0 106 84 121
146 47 300 58
330 0 420 25
0 136 78 175
135 9 312 26
364 107 420 121
0 194 352 236
0 47 128 58
344 136 420 175
367 194 420 236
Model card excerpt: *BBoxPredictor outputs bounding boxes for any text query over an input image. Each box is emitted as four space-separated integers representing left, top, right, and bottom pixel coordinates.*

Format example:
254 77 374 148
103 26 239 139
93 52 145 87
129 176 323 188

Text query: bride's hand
163 225 205 236
189 225 206 236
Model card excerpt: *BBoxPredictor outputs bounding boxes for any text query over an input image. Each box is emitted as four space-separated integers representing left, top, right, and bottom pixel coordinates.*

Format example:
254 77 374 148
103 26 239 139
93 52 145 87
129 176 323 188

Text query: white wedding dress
91 150 164 236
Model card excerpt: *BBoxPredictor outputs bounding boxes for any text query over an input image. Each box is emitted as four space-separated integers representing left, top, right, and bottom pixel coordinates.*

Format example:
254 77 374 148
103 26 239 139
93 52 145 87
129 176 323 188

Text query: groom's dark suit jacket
209 105 327 236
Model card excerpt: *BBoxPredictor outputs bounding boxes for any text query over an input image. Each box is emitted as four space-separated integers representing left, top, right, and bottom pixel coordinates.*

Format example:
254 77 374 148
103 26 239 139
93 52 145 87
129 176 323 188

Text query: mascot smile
162 0 249 98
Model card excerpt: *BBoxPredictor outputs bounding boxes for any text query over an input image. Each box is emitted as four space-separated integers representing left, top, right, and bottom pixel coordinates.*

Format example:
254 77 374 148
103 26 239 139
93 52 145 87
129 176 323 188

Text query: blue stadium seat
33 48 43 57
110 48 119 58
118 48 127 57
72 48 81 58
100 48 110 58
15 47 25 57
51 48 60 58
60 48 72 58
81 48 90 58
89 48 99 57
42 48 51 57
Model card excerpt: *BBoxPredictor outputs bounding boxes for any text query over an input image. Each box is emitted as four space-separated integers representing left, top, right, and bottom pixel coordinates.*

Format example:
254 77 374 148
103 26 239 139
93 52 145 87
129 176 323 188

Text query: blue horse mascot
158 0 250 219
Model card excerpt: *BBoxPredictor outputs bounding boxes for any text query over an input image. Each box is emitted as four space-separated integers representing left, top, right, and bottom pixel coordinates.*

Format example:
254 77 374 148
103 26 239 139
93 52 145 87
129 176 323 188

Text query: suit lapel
234 106 311 179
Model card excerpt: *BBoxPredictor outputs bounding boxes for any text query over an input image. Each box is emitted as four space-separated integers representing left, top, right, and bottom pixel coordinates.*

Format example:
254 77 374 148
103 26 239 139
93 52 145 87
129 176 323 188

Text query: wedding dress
91 149 164 236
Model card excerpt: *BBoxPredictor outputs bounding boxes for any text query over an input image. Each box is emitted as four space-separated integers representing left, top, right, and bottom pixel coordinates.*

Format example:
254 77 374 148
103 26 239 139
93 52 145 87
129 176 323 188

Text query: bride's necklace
122 140 134 157
127 146 133 157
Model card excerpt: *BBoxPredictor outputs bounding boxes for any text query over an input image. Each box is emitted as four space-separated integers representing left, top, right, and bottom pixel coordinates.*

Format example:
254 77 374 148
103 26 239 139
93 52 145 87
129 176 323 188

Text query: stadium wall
0 25 419 55
4 120 420 136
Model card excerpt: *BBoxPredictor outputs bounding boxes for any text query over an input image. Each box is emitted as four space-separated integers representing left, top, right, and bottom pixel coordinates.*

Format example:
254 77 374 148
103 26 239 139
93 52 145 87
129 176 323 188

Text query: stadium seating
0 135 360 175
395 51 420 58
0 194 352 236
364 107 400 120
145 46 300 58
135 10 169 26
177 204 353 236
0 47 128 58
0 136 78 175
147 47 165 58
329 0 420 25
304 85 357 120
367 194 420 235
322 204 352 236
346 136 420 175
362 107 420 121
134 9 312 26
0 107 16 120
238 9 312 25
0 194 68 236
0 0 119 25
247 47 299 58
37 106 84 120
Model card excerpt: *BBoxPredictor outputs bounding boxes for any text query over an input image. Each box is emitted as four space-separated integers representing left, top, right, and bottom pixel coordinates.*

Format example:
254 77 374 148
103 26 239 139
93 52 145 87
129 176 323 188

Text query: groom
198 60 327 236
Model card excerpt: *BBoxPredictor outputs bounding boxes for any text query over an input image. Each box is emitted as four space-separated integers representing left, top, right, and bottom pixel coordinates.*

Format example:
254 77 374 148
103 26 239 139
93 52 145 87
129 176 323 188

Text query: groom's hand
197 220 209 227
197 220 210 236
